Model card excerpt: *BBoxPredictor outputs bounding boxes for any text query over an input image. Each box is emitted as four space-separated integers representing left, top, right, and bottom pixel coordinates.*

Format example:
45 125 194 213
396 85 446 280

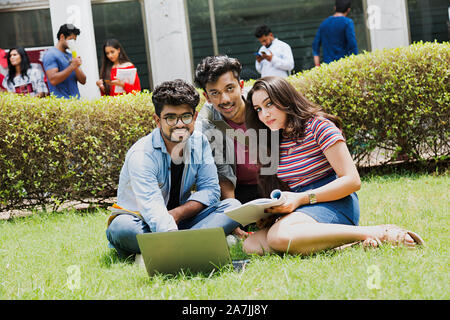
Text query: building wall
1 0 448 96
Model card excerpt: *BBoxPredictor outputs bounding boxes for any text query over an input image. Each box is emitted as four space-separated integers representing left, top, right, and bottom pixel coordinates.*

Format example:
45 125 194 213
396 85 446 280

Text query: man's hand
255 54 263 63
256 215 279 229
70 56 82 69
261 51 273 62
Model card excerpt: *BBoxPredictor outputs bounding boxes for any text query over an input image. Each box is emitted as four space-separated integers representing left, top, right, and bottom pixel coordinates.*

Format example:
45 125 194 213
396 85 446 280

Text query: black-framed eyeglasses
163 113 194 126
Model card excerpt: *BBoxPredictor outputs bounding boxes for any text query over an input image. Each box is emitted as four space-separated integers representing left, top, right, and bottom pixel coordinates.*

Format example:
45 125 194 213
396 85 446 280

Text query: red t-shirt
103 64 141 96
224 119 260 185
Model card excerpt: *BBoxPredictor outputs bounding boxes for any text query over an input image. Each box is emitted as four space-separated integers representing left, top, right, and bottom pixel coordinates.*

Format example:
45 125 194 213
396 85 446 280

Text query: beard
161 127 190 143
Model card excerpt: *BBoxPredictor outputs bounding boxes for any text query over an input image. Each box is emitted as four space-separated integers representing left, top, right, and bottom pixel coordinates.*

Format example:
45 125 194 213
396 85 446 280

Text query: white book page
114 68 136 94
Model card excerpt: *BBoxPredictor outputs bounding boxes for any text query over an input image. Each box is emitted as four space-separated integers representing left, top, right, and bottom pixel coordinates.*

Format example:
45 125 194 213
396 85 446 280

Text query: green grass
0 173 448 299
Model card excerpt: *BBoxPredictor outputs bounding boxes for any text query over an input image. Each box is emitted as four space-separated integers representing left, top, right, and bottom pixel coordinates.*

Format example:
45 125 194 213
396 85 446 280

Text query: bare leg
243 211 416 256
242 228 275 255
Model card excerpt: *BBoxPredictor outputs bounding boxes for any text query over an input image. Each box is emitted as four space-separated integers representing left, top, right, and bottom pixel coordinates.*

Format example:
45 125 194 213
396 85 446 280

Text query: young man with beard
254 25 294 78
106 79 241 259
194 55 263 207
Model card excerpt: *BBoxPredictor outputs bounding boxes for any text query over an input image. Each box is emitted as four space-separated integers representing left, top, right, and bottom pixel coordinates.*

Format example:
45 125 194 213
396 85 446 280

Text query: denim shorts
292 173 360 226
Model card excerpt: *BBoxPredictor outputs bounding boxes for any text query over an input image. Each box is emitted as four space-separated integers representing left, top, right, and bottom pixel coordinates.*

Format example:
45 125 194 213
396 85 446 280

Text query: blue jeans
292 173 360 226
106 198 241 258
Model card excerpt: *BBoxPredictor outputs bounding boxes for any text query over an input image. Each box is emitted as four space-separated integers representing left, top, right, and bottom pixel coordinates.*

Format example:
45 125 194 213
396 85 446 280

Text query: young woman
243 76 424 255
96 39 141 96
2 47 48 97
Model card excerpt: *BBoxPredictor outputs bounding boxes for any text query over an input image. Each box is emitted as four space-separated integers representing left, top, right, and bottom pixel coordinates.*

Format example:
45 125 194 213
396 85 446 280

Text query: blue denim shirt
116 128 220 233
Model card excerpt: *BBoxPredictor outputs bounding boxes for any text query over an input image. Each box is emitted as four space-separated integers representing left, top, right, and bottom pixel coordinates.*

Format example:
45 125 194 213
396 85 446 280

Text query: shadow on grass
99 249 135 268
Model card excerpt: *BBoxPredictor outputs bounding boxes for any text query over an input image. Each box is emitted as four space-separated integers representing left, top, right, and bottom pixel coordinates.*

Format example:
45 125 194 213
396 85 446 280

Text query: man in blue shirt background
43 23 86 99
312 0 358 66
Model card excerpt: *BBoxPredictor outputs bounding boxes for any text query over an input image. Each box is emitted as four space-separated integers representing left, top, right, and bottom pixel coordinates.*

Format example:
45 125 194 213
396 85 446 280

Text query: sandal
379 224 425 248
333 238 382 251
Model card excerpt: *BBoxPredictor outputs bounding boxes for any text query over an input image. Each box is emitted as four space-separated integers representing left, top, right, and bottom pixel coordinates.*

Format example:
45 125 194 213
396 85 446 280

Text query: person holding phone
254 25 294 78
96 39 141 96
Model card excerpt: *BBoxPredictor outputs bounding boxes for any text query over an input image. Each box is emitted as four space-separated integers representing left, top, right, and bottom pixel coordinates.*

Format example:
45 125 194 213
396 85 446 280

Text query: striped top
277 116 345 189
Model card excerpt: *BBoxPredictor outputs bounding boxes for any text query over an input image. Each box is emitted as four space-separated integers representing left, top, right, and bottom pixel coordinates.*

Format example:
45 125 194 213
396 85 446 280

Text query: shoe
379 224 425 248
226 235 238 247
135 253 145 266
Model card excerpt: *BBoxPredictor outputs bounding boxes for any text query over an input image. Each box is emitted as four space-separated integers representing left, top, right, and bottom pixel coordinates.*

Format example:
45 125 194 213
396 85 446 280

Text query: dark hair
152 79 200 116
6 47 31 86
99 39 132 95
335 0 351 13
254 25 272 38
57 23 80 40
245 76 342 197
194 55 242 90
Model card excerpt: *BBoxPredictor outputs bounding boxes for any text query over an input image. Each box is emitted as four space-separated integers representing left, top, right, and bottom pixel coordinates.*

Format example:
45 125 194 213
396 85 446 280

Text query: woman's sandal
378 224 425 248
333 225 424 251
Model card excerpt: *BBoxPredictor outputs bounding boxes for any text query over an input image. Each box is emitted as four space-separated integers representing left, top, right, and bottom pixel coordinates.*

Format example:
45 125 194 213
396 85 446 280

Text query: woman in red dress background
96 39 141 96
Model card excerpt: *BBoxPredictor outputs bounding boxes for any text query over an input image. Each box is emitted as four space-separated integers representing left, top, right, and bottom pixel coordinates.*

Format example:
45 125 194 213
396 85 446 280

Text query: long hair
245 76 342 196
99 39 131 95
6 47 31 86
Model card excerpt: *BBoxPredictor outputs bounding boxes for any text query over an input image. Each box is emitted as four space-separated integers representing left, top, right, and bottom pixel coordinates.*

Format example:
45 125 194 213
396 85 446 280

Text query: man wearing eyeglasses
106 79 241 259
43 23 86 99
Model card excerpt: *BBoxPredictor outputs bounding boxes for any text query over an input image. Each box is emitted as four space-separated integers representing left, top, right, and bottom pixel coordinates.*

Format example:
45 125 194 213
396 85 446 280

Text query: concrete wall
365 0 410 50
142 0 193 87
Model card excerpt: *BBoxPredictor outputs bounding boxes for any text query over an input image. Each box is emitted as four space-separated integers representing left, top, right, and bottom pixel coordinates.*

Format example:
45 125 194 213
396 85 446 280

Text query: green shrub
0 92 156 211
0 42 448 211
291 41 449 165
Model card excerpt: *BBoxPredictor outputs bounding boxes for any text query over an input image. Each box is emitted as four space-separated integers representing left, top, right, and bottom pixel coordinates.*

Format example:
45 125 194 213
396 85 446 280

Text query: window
92 0 150 90
187 0 369 80
0 9 53 49
408 0 449 43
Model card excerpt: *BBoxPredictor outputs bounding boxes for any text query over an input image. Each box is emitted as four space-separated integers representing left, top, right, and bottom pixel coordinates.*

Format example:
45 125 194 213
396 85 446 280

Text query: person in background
96 39 141 96
0 48 7 91
43 23 86 99
2 47 48 97
312 0 358 67
243 76 424 256
254 25 294 78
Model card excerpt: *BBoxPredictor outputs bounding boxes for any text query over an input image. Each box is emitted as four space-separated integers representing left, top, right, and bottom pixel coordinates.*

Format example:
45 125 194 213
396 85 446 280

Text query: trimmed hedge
0 42 448 211
0 93 156 211
291 41 449 165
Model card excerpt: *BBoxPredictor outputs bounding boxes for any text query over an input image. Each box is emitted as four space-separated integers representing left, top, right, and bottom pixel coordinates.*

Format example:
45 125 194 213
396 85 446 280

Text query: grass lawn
0 173 448 300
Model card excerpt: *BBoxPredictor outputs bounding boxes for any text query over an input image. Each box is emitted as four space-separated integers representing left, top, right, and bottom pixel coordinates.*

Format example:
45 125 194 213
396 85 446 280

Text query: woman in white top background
2 47 48 98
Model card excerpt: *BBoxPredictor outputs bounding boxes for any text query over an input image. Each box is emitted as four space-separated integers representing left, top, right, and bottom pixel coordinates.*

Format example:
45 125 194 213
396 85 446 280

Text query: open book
224 189 286 226
114 68 137 94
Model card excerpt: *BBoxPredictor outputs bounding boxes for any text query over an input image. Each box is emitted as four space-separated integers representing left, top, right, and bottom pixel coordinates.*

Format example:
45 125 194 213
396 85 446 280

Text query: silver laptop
136 227 245 276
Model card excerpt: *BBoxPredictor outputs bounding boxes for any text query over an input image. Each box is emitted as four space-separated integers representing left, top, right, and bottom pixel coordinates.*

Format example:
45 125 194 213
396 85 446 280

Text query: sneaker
135 253 144 267
226 234 238 247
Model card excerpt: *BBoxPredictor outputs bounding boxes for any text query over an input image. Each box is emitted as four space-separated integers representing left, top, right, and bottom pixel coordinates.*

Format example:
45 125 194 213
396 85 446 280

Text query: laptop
136 227 248 276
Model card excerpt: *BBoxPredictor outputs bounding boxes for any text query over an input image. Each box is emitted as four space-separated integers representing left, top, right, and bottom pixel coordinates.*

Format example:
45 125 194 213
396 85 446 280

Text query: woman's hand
110 79 125 87
96 79 105 92
265 191 307 214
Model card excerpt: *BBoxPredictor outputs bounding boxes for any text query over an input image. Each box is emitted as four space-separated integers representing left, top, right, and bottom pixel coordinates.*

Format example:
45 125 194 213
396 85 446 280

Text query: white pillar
49 0 100 99
142 0 193 87
365 0 410 50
